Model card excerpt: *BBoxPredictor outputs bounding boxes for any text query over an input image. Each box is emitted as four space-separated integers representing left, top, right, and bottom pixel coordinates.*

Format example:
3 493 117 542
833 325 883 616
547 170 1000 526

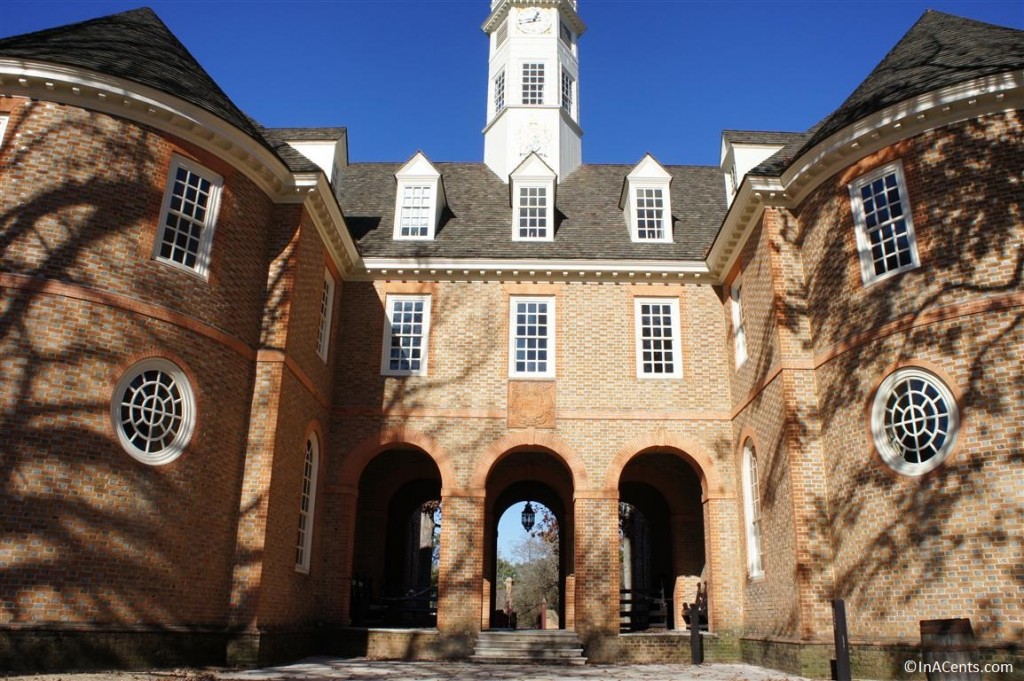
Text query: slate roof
752 11 1024 177
337 162 727 261
261 126 327 174
722 130 805 146
270 127 348 141
0 7 276 157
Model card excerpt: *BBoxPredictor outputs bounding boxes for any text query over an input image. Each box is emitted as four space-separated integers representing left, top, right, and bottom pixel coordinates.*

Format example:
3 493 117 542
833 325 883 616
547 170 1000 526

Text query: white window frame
395 183 435 240
111 357 196 466
0 114 9 147
561 69 575 116
521 62 545 105
494 69 506 117
849 160 920 285
381 294 432 377
559 20 572 46
154 155 222 279
514 184 552 241
316 268 335 362
633 298 682 379
509 296 556 379
295 432 320 574
741 442 764 579
633 186 670 242
731 280 747 368
871 367 959 477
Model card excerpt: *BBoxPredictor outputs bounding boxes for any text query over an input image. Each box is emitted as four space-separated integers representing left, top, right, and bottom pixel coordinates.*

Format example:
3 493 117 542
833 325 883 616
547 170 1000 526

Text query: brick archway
468 428 589 494
339 426 456 494
603 430 726 500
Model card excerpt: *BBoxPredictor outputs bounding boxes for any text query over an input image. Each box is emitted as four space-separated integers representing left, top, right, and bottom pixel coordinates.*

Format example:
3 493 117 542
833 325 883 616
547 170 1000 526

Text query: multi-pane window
316 269 335 361
397 184 432 239
849 161 919 284
517 186 549 240
561 69 574 115
494 70 506 116
522 63 545 105
509 297 555 378
742 442 764 578
871 367 959 476
731 281 747 368
155 156 222 277
111 358 195 466
381 295 432 376
295 433 319 573
635 187 667 240
634 298 681 378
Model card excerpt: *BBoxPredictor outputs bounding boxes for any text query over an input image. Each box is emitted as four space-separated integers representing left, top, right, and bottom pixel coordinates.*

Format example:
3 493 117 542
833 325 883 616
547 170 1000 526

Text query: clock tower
482 0 585 182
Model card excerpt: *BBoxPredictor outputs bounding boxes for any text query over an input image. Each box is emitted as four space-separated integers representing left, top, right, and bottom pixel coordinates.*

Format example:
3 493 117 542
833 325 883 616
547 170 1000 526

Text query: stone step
471 629 587 665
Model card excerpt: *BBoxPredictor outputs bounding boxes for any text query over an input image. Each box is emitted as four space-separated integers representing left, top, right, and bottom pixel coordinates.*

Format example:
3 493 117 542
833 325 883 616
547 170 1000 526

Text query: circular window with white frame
871 366 959 476
111 358 196 465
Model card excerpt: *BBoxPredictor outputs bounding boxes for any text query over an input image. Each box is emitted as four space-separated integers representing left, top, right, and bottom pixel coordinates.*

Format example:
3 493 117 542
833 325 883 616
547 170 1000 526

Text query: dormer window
393 152 445 241
509 153 557 242
623 154 672 243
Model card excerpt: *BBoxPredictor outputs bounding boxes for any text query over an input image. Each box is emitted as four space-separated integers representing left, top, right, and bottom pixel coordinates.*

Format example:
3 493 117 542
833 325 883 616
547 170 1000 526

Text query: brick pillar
437 493 483 634
322 487 358 624
704 495 743 632
573 494 619 660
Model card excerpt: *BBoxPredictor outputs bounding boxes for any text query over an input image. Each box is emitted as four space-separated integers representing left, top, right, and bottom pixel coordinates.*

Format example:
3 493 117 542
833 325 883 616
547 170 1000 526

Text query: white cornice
301 175 363 279
484 0 586 36
355 257 710 283
709 71 1024 281
0 59 295 200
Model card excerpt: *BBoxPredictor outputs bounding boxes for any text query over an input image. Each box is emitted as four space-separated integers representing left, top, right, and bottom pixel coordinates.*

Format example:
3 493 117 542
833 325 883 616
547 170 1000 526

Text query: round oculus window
871 367 958 476
111 358 195 465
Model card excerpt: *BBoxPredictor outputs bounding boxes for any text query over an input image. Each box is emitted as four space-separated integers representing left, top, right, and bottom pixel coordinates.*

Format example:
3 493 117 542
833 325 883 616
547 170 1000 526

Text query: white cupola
482 0 586 182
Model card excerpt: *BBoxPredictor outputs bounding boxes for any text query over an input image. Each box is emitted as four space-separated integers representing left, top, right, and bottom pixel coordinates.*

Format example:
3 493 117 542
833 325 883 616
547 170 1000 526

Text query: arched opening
495 500 560 629
484 450 574 630
619 450 705 632
350 448 441 628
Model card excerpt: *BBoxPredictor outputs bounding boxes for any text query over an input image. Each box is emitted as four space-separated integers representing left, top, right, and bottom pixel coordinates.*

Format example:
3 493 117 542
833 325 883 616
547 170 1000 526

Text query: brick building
0 2 1021 676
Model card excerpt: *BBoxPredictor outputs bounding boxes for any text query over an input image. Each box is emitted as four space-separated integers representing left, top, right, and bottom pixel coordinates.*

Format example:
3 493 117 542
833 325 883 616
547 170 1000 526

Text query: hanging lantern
521 501 536 532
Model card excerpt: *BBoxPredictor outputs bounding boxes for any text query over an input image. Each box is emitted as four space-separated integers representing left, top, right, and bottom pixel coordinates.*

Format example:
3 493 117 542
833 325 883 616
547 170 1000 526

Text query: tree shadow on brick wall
0 106 264 668
775 112 1023 641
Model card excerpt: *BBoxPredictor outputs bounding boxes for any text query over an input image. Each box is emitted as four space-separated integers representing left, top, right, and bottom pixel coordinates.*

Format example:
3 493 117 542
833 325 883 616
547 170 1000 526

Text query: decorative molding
508 380 556 428
357 257 710 283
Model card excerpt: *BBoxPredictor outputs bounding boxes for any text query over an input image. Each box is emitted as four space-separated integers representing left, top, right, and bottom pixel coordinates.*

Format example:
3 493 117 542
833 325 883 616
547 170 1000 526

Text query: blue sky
3 1 1021 167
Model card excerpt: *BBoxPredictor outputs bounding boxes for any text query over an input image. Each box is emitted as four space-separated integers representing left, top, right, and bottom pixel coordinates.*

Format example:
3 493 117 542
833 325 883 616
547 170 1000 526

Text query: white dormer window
517 186 549 240
509 153 557 242
623 155 672 243
634 187 666 240
393 153 445 241
522 63 545 105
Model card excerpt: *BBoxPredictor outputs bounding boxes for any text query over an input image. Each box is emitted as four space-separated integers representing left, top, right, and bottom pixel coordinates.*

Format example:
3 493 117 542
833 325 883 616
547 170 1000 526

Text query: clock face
517 9 549 34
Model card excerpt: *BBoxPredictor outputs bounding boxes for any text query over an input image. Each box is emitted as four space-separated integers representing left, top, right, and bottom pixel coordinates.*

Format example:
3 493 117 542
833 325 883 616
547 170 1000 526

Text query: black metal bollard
689 604 703 664
832 599 851 681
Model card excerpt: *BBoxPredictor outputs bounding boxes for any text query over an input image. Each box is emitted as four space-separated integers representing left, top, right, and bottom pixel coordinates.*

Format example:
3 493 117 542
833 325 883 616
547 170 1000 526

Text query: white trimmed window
516 186 550 240
634 298 681 378
316 268 335 362
295 432 320 574
871 367 959 476
154 156 222 278
561 69 574 115
397 185 433 239
509 297 555 378
741 441 764 578
496 20 508 48
494 70 506 115
522 63 545 105
0 114 9 147
381 295 432 376
731 280 747 368
634 187 667 241
849 161 919 285
559 20 572 46
111 358 196 466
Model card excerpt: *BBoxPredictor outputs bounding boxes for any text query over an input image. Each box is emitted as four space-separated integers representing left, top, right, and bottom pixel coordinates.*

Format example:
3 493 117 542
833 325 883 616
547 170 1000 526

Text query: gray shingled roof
752 11 1024 177
722 130 805 146
0 7 279 158
269 127 348 141
337 162 726 260
260 126 326 174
